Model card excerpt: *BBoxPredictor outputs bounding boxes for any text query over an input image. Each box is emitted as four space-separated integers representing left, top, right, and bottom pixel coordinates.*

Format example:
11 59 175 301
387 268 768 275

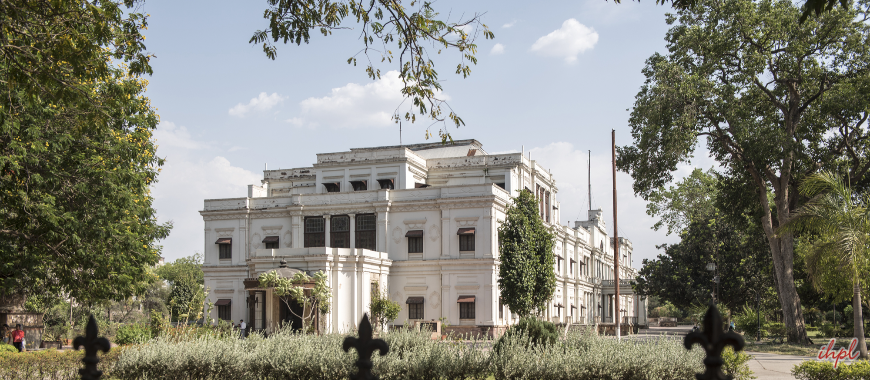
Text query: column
482 206 494 259
377 206 389 253
440 205 451 258
324 215 331 248
291 212 302 248
349 214 356 250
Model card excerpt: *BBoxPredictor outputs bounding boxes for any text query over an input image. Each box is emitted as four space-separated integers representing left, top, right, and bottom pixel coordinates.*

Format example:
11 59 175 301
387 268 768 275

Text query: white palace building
200 140 647 336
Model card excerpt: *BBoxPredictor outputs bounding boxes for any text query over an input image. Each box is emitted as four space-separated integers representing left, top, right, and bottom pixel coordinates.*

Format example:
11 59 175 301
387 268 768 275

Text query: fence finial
343 313 389 380
684 302 745 380
74 314 111 380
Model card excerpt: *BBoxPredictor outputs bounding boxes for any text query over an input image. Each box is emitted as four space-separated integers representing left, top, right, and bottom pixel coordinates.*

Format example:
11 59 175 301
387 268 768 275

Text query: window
216 238 232 259
216 299 231 320
458 295 476 319
495 182 505 190
355 214 377 250
545 191 551 223
407 297 424 319
330 215 350 248
406 230 423 254
323 182 340 192
414 182 431 188
350 180 367 191
263 236 279 249
377 179 394 190
458 228 475 251
499 299 504 320
304 217 325 247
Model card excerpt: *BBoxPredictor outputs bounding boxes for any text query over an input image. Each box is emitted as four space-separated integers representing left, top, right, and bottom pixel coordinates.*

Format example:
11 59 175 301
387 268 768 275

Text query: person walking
11 324 25 352
239 319 246 339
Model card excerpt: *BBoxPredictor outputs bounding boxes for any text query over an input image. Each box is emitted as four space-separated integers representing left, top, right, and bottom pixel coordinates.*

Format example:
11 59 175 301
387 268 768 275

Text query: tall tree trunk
757 192 809 344
854 282 868 359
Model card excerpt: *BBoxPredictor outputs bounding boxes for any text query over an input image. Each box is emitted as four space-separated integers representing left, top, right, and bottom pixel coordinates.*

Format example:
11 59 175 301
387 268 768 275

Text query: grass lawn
743 333 863 357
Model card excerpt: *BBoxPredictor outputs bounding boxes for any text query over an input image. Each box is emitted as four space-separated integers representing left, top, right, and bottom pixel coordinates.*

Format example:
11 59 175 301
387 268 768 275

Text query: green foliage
722 347 756 380
155 253 204 287
251 0 495 137
168 282 204 322
0 0 169 304
650 301 682 318
494 317 558 353
793 359 870 380
259 270 332 333
734 306 768 339
369 281 400 331
150 310 168 338
617 0 870 343
646 168 719 236
0 344 16 354
498 190 556 318
0 348 123 380
767 323 788 338
116 323 152 345
819 322 851 338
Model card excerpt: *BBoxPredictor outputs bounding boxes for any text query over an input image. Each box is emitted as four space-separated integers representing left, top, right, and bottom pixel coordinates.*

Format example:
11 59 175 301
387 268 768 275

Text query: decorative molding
251 232 262 250
428 224 441 242
261 225 283 234
214 289 234 294
215 228 235 237
282 230 292 247
391 226 403 244
403 218 427 229
454 284 480 291
404 285 428 291
430 291 441 309
454 216 479 227
204 214 245 221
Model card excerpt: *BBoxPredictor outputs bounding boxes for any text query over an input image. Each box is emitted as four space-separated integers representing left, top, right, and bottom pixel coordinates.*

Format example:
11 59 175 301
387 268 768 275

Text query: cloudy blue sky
141 0 715 267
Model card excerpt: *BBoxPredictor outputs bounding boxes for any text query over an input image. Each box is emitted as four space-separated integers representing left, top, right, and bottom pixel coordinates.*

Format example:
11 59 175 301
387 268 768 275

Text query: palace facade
200 140 646 336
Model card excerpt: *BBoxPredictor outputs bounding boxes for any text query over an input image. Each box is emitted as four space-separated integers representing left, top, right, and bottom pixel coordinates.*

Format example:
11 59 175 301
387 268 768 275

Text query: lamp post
706 262 717 302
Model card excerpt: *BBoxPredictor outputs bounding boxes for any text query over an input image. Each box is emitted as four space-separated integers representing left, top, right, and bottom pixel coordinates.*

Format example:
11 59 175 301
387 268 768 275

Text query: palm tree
779 171 869 359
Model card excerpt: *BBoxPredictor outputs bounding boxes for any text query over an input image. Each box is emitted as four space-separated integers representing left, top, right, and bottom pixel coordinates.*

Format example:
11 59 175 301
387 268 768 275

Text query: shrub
722 347 754 380
819 323 850 338
116 323 152 345
768 322 787 338
0 344 17 353
492 328 705 380
495 317 558 352
734 306 767 339
0 348 122 380
792 359 870 380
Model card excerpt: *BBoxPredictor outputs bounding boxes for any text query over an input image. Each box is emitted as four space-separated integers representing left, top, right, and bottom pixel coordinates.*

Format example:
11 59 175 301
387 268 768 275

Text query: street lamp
706 262 718 302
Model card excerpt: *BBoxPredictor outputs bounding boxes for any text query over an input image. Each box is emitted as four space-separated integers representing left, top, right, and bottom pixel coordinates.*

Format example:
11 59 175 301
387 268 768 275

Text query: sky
140 0 717 268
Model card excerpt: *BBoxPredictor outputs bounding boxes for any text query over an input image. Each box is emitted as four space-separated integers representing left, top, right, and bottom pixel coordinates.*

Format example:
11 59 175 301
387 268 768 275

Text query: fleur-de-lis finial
684 302 746 380
343 313 390 380
73 314 111 380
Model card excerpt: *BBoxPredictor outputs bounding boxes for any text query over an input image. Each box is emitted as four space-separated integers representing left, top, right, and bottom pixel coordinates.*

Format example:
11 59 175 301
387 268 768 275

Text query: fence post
73 314 111 380
684 302 745 380
343 313 390 380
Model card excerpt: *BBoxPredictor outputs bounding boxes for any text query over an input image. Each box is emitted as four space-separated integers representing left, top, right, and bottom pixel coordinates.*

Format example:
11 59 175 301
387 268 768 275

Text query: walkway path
745 352 810 380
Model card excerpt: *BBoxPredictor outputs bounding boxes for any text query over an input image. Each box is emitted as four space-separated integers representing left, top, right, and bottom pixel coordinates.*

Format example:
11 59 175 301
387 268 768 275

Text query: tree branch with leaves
259 270 332 334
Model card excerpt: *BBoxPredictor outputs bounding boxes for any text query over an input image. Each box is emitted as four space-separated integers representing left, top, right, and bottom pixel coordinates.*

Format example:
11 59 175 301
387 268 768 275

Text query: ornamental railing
76 301 742 380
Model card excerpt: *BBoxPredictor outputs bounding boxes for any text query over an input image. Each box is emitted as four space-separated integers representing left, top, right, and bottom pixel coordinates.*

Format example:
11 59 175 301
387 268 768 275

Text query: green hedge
0 349 123 380
792 360 870 380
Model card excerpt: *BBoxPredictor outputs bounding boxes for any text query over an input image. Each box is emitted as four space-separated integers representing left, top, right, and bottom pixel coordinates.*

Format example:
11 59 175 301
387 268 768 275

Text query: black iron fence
74 301 742 380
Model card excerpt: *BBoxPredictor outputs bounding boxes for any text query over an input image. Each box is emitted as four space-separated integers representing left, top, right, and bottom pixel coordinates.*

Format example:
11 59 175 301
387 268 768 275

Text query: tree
780 172 869 358
634 211 772 313
617 0 870 343
258 270 332 333
369 281 400 332
251 0 494 139
498 190 556 318
646 168 718 235
155 254 204 288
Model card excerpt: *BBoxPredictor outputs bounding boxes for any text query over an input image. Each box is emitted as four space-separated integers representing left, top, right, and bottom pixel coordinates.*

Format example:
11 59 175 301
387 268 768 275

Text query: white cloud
490 43 506 55
502 20 517 28
228 92 286 117
288 71 437 129
151 121 260 261
531 19 599 64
